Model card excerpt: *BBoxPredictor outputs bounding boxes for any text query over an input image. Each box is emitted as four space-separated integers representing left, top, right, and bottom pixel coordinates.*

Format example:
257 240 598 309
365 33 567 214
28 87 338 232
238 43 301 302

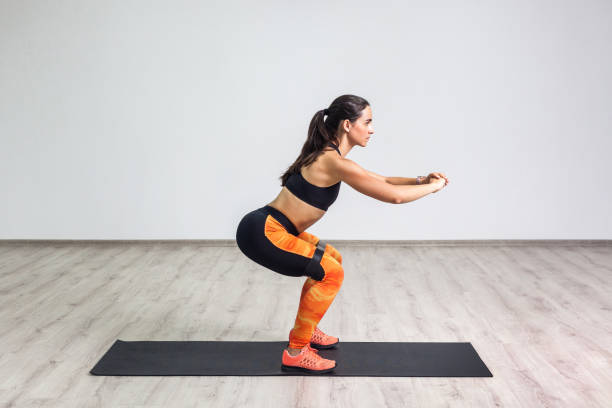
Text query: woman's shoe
281 344 336 374
309 326 339 349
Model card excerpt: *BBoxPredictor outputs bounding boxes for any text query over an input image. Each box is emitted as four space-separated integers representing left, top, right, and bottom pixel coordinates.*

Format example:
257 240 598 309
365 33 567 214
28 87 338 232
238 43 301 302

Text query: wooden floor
0 242 610 407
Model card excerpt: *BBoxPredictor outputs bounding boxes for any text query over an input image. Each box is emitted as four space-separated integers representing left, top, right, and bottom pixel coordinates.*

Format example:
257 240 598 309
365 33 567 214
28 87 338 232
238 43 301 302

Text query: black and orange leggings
236 205 344 349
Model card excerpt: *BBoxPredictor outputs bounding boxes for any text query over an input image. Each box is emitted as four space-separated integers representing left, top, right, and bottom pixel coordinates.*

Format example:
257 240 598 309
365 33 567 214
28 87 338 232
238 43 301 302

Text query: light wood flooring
0 241 610 407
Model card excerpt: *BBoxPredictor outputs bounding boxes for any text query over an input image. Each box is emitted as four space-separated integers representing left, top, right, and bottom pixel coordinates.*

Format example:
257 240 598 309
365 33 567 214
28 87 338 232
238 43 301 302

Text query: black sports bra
284 143 342 211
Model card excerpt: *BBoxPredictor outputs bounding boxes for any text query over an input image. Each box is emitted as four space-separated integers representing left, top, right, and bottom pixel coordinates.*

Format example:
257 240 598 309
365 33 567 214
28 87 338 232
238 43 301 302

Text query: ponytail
279 94 369 186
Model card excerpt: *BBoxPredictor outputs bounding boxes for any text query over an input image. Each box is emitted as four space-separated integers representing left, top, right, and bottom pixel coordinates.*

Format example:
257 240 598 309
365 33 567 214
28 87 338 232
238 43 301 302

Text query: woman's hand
426 172 449 187
429 176 446 193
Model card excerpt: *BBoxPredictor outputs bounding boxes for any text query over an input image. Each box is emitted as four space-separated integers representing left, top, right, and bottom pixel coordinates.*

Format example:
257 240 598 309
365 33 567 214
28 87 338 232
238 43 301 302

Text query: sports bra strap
328 142 341 156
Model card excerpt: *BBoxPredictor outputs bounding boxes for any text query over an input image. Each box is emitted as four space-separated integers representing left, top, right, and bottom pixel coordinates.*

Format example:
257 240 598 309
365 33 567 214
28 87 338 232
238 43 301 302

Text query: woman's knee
318 255 344 285
305 255 343 282
325 243 342 265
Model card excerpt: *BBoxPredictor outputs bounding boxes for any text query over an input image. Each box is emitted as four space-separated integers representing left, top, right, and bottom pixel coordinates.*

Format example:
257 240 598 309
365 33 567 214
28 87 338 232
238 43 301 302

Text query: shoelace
303 347 325 367
311 328 324 343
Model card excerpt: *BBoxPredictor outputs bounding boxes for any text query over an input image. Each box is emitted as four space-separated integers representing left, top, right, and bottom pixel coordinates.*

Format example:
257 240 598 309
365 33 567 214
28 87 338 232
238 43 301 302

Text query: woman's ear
342 119 350 133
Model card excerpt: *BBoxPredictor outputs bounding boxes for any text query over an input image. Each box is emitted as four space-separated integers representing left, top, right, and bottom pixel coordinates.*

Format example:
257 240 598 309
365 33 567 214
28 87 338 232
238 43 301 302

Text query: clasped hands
425 172 449 187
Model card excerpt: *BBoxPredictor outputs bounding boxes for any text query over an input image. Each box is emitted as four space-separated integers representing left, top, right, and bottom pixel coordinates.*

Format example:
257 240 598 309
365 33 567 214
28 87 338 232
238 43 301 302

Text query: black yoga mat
90 340 492 377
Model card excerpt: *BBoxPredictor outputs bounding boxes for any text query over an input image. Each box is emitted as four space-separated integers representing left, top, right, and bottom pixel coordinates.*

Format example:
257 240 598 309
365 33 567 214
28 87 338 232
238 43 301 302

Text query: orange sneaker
309 326 339 349
281 344 337 374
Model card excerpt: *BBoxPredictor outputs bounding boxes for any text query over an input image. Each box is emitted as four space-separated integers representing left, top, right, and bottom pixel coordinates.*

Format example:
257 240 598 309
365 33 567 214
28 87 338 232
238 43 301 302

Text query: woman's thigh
236 208 334 280
297 231 342 265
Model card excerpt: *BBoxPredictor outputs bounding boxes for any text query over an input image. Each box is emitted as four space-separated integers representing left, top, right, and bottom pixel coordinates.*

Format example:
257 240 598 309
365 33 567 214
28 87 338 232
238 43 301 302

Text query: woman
235 94 449 374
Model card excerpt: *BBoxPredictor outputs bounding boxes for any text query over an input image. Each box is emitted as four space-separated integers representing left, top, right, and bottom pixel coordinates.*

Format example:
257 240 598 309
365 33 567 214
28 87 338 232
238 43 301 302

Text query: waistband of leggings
259 205 298 235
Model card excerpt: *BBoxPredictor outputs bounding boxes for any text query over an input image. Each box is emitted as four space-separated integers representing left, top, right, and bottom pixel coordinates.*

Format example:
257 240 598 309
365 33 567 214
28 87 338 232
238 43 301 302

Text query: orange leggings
236 205 345 349
289 230 344 349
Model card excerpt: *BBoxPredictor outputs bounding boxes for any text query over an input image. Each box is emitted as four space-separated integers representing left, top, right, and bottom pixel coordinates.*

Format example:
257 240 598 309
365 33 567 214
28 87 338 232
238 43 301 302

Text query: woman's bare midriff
265 148 341 234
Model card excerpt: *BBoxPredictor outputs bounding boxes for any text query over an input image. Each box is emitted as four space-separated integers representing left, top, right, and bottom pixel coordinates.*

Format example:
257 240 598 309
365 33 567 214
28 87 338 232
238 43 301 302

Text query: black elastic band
316 240 327 252
304 240 327 281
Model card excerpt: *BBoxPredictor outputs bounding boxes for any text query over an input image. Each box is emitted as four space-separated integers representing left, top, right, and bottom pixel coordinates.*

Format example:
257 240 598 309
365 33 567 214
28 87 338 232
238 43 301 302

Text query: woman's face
344 105 374 147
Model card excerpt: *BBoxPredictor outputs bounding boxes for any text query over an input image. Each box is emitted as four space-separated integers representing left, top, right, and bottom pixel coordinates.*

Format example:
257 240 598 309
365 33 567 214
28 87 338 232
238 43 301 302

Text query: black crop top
284 143 342 211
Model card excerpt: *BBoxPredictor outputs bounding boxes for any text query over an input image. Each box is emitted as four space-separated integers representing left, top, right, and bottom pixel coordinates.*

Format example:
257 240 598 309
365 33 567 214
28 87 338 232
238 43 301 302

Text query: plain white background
1 0 610 240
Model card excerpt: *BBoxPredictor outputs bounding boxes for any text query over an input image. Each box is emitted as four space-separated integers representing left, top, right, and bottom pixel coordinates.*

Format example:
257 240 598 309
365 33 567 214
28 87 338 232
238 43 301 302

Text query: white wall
1 0 610 240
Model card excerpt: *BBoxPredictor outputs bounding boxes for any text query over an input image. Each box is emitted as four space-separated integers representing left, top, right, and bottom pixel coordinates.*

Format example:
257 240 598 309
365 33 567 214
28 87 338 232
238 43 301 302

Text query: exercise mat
90 340 492 377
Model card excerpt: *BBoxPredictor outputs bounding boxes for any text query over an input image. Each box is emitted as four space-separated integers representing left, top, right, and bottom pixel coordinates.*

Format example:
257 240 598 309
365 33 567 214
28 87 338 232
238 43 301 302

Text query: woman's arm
366 170 419 185
365 170 388 183
386 176 420 185
337 160 436 204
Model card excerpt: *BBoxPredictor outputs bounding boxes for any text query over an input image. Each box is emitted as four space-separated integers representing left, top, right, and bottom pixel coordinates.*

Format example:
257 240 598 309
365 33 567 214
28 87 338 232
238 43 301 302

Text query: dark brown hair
279 94 370 186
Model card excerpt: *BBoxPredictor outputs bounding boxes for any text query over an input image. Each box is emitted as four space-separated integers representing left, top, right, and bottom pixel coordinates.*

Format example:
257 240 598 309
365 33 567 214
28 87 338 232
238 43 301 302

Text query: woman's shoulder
302 149 343 185
312 147 343 168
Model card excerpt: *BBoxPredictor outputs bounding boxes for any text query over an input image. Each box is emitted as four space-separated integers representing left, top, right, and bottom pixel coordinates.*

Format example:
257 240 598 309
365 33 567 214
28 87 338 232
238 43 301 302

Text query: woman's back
266 144 343 234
